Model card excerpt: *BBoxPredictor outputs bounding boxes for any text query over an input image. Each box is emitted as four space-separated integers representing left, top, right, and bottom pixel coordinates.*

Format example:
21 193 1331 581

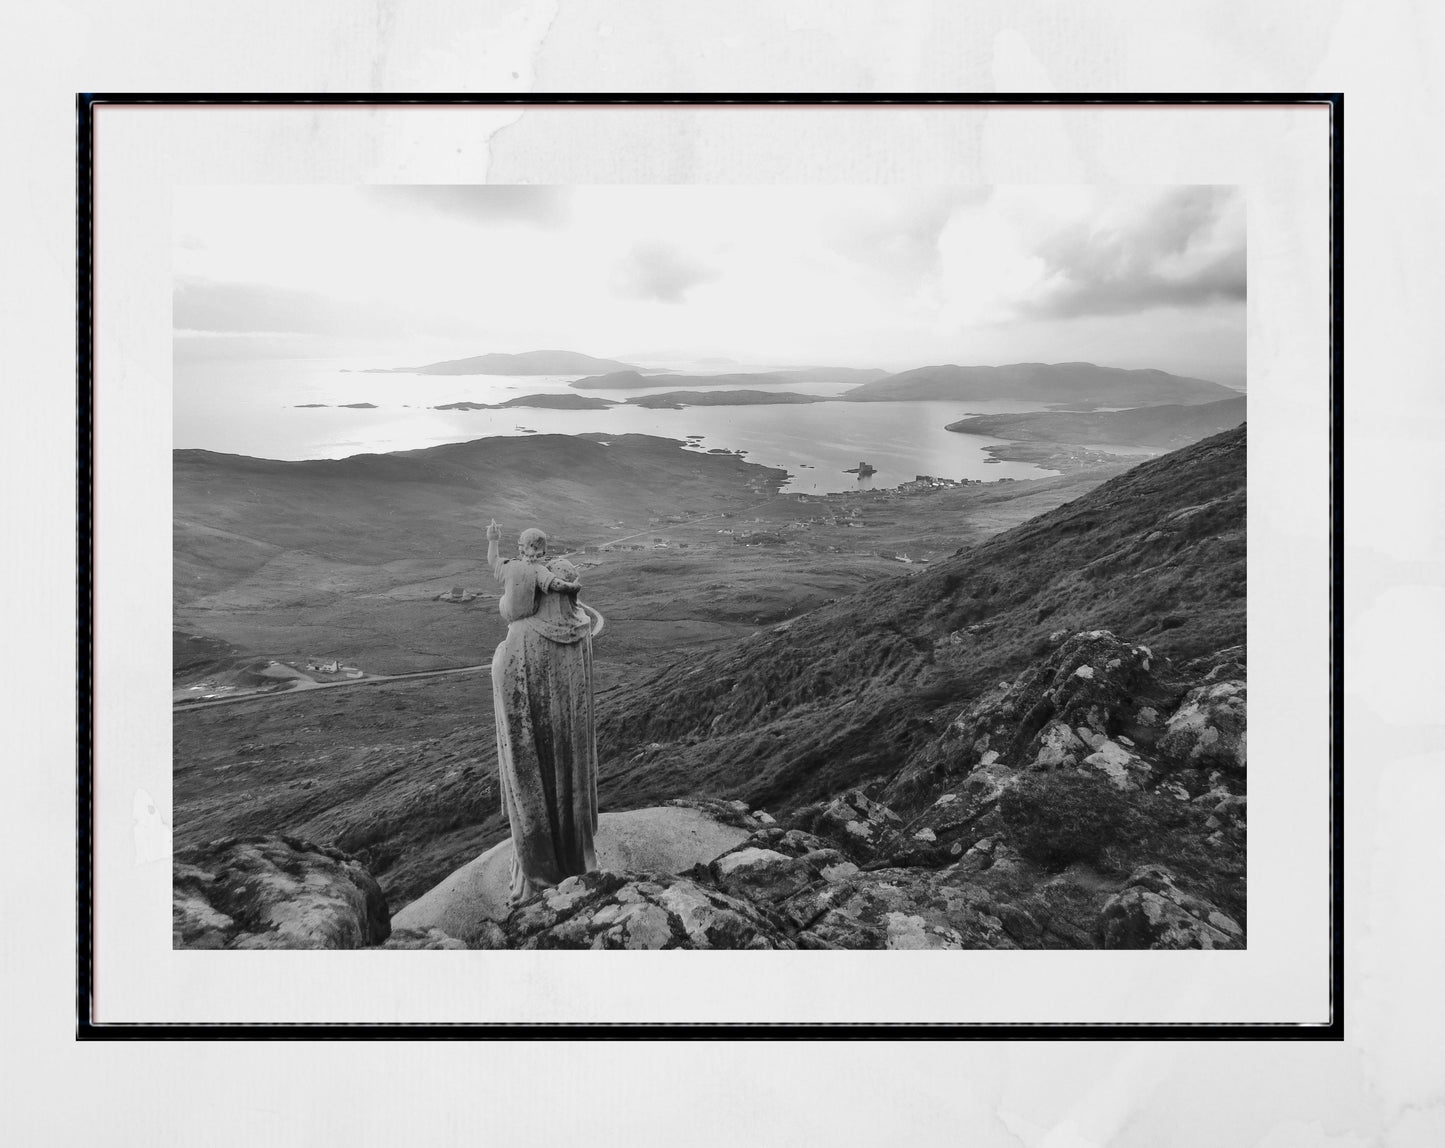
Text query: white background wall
3 1 1440 1144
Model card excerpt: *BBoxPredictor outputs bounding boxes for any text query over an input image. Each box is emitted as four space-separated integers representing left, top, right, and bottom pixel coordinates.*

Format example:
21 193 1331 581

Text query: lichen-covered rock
173 835 390 950
792 789 904 862
1098 864 1244 949
707 833 850 905
1159 679 1246 771
878 761 1015 868
791 869 1023 950
381 926 467 950
1034 720 1087 769
1080 738 1153 791
665 796 764 833
503 871 795 950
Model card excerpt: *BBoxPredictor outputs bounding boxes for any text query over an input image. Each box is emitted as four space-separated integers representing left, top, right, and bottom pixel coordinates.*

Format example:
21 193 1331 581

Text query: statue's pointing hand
486 519 502 541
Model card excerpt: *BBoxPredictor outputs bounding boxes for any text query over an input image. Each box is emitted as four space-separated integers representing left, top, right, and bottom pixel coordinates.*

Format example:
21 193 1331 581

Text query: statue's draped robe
490 555 599 903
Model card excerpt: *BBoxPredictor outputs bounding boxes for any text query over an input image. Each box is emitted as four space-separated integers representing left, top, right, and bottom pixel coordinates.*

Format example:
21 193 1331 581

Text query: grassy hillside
173 434 793 675
174 433 785 602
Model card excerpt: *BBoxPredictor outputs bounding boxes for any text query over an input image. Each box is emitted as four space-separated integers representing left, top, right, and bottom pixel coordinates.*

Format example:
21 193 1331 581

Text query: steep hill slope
946 396 1246 448
594 425 1245 815
845 362 1238 406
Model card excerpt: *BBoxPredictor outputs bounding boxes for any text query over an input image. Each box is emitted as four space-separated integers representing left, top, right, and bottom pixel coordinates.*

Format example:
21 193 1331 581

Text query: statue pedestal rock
391 807 752 943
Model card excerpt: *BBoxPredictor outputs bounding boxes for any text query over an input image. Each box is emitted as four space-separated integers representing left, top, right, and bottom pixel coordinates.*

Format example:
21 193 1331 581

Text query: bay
174 356 1069 493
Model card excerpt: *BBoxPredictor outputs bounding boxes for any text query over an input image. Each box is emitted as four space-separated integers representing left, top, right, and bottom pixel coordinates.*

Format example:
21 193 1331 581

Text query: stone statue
486 519 605 904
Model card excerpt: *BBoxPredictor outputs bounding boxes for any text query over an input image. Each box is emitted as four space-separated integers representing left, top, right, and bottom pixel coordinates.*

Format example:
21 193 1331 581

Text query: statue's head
518 528 547 559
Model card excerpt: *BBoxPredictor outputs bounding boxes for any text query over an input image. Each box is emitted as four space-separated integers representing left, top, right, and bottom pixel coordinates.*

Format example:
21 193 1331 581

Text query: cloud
360 185 569 228
610 240 719 304
828 188 991 287
174 279 400 337
1018 187 1245 319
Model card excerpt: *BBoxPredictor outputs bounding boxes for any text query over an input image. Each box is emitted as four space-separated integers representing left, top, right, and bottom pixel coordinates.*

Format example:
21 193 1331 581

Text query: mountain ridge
370 349 643 375
846 362 1238 406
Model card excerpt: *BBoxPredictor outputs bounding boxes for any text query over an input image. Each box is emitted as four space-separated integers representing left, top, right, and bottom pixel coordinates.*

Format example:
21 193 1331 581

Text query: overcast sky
174 184 1245 384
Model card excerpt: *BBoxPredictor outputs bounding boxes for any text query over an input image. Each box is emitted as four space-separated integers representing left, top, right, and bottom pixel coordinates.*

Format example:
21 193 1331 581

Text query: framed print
78 94 1340 1034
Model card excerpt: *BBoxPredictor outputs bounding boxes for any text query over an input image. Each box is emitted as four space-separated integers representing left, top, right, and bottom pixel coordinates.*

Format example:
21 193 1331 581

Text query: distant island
946 395 1246 448
435 394 619 411
361 350 647 376
774 366 888 383
844 362 1238 406
573 370 797 390
627 389 829 410
572 368 884 390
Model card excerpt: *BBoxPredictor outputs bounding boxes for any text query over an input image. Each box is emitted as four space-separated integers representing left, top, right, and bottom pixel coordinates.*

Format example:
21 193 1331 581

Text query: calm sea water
174 356 1066 493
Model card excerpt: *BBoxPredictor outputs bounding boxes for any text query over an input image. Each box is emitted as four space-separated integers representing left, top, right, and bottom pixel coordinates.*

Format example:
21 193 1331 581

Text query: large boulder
504 871 795 950
1158 679 1247 771
706 829 853 904
173 835 390 949
1098 864 1244 949
391 805 750 943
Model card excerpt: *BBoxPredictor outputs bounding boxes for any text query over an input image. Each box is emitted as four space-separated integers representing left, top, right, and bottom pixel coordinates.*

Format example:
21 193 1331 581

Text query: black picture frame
77 92 1342 1039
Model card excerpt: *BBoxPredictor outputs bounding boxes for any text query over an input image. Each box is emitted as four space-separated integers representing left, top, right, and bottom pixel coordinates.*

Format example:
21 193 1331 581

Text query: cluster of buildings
301 658 363 678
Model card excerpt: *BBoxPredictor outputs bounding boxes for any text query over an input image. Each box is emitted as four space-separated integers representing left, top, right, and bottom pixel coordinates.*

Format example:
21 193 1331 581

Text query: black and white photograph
169 181 1249 953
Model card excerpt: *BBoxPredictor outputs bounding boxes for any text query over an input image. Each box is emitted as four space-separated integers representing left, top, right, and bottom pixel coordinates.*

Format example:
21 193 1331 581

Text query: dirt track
174 663 490 713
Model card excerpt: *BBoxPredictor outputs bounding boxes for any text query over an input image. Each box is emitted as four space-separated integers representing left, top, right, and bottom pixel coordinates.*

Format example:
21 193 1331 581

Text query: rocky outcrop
1159 679 1247 771
198 620 1247 952
706 828 854 904
885 631 1180 809
790 789 904 862
503 871 795 949
173 835 390 949
790 868 1026 950
1098 864 1244 949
